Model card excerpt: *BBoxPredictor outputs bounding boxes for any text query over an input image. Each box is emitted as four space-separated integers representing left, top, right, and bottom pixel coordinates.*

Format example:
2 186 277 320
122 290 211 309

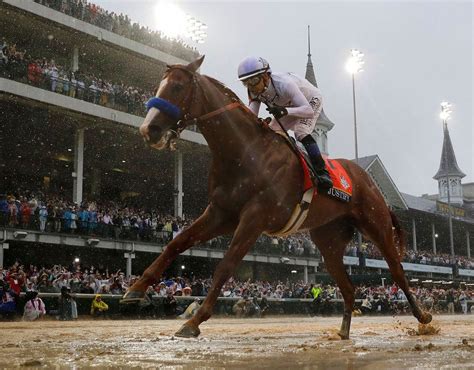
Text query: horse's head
140 56 205 150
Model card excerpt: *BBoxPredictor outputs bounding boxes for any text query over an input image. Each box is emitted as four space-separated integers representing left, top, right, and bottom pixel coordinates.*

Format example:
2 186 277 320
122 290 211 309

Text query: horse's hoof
175 324 200 338
120 290 148 304
420 312 432 324
337 331 350 340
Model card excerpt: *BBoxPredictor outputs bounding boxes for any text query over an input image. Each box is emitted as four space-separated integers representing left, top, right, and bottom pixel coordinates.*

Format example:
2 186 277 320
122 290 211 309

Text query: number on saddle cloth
145 97 182 120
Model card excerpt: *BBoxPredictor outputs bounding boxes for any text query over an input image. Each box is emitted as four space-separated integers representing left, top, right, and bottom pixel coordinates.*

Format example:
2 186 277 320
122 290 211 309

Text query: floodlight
346 49 365 74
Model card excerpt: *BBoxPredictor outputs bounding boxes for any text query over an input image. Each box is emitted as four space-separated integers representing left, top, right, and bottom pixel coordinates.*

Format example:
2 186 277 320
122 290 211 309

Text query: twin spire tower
305 25 334 155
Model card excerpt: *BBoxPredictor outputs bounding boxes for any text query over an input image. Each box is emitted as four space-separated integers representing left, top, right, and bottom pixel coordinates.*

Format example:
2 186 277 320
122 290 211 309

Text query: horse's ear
187 55 205 73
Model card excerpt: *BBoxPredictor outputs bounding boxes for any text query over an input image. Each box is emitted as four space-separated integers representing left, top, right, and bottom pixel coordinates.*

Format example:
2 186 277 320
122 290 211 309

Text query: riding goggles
242 75 262 87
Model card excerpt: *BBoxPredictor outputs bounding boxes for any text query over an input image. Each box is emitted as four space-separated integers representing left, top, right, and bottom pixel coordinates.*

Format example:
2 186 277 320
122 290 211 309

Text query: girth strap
265 187 315 237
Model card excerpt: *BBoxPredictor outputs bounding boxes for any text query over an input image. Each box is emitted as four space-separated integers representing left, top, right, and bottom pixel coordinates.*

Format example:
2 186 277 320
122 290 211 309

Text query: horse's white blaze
156 77 169 96
140 107 161 141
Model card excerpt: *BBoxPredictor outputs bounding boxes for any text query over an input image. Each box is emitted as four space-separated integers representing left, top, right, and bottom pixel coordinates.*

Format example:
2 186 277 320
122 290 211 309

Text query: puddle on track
1 315 473 369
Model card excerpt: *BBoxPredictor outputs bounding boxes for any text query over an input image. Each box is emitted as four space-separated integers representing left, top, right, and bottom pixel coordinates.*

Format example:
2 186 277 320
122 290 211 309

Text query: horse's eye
172 84 184 93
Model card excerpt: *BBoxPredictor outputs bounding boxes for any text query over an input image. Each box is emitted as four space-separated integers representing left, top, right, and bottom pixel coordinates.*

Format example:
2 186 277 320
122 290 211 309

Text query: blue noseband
145 97 182 120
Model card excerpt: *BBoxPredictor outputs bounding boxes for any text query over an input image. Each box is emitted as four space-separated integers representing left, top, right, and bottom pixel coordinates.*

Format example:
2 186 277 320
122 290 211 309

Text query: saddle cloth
296 143 353 202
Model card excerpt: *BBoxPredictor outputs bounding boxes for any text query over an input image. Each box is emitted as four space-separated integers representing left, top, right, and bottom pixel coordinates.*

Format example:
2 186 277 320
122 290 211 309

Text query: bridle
145 66 241 139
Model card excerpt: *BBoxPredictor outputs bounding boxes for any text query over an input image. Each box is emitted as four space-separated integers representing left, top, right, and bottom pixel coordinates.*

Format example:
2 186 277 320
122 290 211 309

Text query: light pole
440 102 455 257
346 49 365 164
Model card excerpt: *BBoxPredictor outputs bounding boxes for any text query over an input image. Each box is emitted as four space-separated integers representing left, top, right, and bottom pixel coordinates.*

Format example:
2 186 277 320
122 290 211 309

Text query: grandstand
1 0 472 287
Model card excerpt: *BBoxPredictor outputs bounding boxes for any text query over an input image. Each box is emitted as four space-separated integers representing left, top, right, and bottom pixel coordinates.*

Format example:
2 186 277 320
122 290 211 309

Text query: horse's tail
390 210 406 262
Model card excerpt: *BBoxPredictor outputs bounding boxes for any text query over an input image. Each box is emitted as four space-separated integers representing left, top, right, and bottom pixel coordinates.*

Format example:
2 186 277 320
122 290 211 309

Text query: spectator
50 64 58 92
58 286 74 320
446 289 455 314
0 43 8 65
361 295 373 314
163 290 178 316
459 291 468 314
23 291 46 321
7 196 18 227
182 286 192 296
0 284 16 319
90 294 109 317
70 208 78 233
232 297 251 317
68 71 77 98
76 74 85 100
39 205 48 232
51 206 62 233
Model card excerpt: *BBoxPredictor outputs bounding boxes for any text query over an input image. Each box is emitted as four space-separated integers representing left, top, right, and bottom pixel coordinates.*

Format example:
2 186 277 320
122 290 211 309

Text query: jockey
237 56 333 189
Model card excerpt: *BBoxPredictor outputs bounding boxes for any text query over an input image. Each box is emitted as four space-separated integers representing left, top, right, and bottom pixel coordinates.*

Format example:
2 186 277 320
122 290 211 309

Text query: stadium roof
353 155 408 210
400 192 437 213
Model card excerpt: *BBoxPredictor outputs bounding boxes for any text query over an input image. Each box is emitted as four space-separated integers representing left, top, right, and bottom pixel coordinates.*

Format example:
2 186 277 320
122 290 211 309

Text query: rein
176 101 241 133
146 67 242 139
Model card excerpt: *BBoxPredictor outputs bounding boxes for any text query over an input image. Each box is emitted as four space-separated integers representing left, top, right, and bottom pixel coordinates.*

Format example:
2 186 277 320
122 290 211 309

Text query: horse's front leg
121 205 234 303
175 203 265 338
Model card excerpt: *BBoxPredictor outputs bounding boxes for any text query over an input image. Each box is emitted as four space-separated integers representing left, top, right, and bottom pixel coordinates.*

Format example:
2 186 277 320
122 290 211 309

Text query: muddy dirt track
1 315 473 369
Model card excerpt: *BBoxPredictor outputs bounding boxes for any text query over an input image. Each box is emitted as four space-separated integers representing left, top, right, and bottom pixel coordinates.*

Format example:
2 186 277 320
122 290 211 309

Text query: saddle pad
324 157 352 202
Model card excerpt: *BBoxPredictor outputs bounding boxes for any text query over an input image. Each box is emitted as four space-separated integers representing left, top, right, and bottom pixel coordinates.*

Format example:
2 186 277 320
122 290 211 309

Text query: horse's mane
202 74 266 127
202 75 243 104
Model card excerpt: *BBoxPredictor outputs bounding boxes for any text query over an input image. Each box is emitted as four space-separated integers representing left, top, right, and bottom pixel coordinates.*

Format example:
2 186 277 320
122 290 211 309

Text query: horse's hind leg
356 208 432 325
122 205 234 302
310 220 356 339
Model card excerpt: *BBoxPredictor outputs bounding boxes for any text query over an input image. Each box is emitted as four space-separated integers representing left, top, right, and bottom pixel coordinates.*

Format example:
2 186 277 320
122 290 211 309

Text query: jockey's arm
248 99 261 116
285 82 314 119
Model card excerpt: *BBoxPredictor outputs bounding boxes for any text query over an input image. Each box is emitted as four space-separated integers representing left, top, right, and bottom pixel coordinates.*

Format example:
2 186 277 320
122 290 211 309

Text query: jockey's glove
266 106 288 119
258 117 272 125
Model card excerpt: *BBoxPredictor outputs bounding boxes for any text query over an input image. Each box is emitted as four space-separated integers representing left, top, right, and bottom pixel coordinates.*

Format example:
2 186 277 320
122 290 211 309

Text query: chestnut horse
122 56 431 339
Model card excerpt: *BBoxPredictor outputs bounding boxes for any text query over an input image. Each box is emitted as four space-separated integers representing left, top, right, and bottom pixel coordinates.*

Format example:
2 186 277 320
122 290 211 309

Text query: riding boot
301 135 333 189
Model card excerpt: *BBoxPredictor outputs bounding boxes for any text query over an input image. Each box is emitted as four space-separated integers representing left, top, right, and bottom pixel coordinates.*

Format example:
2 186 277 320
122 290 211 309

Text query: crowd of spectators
2 189 474 265
32 0 199 61
2 187 474 266
0 191 189 244
1 260 472 321
345 241 474 270
0 37 153 116
0 190 317 258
